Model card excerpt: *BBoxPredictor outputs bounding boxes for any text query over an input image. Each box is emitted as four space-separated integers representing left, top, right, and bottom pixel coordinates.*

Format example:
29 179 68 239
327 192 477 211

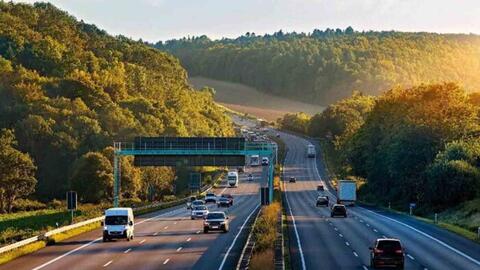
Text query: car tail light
374 248 383 254
395 249 403 254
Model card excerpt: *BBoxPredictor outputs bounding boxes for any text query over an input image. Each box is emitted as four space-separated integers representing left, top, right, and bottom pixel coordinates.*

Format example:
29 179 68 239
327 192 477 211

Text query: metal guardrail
0 195 197 255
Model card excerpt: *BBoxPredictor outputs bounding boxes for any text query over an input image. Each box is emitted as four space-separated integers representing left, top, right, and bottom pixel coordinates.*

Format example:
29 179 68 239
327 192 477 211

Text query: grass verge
0 241 46 265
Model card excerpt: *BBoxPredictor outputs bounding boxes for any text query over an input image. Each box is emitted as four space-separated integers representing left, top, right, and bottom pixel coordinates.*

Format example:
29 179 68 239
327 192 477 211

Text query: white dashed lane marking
407 254 415 260
103 260 113 267
187 237 192 242
353 252 359 257
124 248 131 254
163 258 170 265
139 239 146 244
177 247 183 252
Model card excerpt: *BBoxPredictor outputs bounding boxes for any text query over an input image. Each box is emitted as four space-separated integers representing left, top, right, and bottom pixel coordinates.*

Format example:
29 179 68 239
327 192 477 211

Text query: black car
330 204 347 217
370 238 405 269
317 184 325 191
217 196 233 207
316 196 329 207
289 176 296 183
204 212 229 233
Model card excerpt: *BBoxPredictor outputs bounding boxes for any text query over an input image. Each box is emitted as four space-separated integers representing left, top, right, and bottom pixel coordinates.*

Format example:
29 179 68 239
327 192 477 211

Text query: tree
70 152 113 203
0 129 37 213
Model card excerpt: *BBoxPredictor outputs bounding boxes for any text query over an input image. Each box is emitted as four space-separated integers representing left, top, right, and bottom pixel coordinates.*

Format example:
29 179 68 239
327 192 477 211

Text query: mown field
189 77 324 121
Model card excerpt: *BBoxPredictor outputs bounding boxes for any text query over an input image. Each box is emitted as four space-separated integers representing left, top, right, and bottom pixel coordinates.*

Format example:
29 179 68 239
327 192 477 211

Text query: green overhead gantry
113 137 277 207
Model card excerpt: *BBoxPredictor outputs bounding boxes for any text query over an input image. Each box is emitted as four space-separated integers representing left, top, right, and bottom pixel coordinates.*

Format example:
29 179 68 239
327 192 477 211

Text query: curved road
281 131 480 270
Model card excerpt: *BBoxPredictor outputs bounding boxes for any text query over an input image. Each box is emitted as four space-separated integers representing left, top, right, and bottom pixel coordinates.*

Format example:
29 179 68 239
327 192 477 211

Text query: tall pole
113 153 120 207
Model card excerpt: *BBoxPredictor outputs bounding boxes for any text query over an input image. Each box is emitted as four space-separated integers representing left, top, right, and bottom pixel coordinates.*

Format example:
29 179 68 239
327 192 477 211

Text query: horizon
12 0 480 42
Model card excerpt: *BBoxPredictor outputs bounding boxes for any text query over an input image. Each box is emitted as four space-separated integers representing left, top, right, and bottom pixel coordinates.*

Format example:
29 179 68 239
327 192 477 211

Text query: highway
0 169 262 270
281 131 480 270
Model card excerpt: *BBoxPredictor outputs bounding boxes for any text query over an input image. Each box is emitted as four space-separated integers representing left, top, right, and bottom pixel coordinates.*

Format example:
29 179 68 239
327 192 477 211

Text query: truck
337 180 356 206
250 155 260 167
227 171 239 187
307 144 316 158
102 208 134 242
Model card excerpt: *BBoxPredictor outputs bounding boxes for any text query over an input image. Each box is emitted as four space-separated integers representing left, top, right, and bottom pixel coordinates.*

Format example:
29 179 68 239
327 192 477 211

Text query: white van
102 207 134 242
227 171 239 187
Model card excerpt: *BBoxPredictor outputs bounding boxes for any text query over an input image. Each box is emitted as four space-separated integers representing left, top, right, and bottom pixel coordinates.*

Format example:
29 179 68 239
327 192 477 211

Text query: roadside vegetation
277 83 480 237
158 29 480 105
0 1 234 248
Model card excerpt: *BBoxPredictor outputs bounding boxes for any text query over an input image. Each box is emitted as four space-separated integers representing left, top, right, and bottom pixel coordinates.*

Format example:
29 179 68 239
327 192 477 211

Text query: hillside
158 29 480 105
0 2 233 202
189 77 324 121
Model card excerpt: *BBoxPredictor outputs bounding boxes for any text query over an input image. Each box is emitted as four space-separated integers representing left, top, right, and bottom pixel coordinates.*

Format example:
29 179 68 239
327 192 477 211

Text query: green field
189 77 324 121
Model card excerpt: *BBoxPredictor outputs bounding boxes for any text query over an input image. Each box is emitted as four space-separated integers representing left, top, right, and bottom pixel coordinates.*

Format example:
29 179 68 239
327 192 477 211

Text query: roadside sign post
409 203 416 216
66 191 77 224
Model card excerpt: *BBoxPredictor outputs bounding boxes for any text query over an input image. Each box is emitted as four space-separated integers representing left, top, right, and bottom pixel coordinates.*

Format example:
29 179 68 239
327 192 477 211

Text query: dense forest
157 29 480 105
0 2 233 212
278 84 480 224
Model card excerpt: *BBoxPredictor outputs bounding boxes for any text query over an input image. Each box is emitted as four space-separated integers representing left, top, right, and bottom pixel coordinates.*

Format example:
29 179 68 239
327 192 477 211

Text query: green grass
47 222 101 245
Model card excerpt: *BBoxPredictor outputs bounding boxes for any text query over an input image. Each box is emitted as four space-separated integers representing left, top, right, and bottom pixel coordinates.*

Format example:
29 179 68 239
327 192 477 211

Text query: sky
13 0 480 42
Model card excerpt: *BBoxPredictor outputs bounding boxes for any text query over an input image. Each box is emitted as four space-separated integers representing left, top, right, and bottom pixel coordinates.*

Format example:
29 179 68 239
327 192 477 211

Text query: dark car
237 166 245 173
370 238 405 269
248 173 254 181
204 212 229 233
316 196 329 207
330 204 347 217
186 196 197 209
217 196 233 207
317 184 325 191
289 176 296 183
221 194 234 205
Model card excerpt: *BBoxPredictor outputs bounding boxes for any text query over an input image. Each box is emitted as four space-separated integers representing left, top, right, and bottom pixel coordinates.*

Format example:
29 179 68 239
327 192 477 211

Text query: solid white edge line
360 207 480 266
32 207 183 270
218 204 260 270
284 180 307 270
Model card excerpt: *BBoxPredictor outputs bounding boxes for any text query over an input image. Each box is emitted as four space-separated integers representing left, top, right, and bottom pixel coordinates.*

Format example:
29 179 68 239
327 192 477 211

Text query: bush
12 199 46 212
48 199 63 209
249 249 274 270
253 202 280 251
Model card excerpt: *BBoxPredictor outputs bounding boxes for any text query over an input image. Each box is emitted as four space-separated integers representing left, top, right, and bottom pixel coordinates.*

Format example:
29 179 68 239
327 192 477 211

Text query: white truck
102 207 134 242
307 144 316 158
227 171 239 187
250 155 260 167
337 180 356 206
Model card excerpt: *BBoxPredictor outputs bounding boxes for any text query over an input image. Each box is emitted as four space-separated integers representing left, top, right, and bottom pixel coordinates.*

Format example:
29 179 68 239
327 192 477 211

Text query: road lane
280 130 480 270
0 168 261 270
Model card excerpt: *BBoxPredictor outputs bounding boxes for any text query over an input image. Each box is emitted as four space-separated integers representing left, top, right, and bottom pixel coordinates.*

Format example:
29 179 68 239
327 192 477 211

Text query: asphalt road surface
280 131 480 270
1 168 263 270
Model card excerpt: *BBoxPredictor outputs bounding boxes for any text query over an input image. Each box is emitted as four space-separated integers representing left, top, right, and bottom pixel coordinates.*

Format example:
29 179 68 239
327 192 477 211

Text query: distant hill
157 28 480 105
0 2 233 199
189 77 325 121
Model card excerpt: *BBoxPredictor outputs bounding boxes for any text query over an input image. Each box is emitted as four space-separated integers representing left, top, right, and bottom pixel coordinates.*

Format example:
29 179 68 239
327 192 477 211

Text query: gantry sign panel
133 137 246 167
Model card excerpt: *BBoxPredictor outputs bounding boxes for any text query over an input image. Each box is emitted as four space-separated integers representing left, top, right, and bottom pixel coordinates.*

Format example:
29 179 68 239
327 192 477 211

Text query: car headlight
221 221 226 224
103 226 108 230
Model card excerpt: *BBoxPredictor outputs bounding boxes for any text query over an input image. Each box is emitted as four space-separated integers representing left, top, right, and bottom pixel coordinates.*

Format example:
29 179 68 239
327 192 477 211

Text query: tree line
278 84 480 213
156 28 480 105
0 2 233 212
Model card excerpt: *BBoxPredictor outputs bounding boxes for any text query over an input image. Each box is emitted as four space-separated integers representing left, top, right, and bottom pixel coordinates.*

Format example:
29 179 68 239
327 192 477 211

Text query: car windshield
334 206 345 210
206 193 215 197
193 201 203 205
105 215 128 225
221 194 231 198
377 240 402 250
207 213 225 219
194 206 207 210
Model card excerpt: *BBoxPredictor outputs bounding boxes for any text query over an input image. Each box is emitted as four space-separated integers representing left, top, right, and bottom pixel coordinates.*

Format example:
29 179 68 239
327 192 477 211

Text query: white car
261 157 269 166
191 205 209 220
205 192 217 203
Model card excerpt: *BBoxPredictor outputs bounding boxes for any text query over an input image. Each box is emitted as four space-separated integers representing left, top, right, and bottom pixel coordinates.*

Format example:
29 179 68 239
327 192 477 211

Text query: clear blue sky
14 0 480 41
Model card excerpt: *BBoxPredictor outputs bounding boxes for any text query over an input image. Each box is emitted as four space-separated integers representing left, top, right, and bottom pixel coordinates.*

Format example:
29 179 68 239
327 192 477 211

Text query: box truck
337 180 356 206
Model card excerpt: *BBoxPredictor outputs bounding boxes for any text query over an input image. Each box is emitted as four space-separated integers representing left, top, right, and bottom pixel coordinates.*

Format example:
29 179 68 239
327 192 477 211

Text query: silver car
191 205 209 220
203 211 229 233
